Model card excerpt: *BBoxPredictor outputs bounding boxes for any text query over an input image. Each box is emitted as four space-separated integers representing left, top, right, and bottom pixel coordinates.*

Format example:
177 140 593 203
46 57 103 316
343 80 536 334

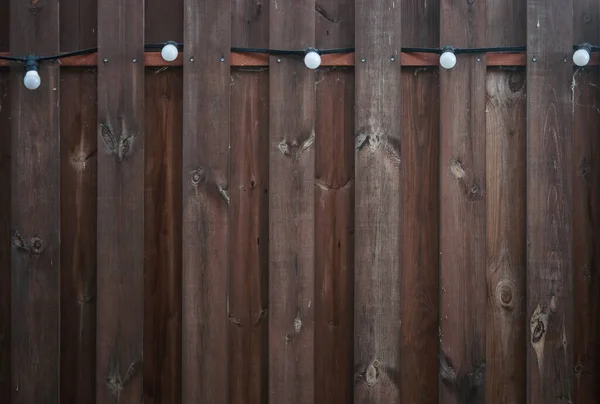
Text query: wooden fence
0 0 599 403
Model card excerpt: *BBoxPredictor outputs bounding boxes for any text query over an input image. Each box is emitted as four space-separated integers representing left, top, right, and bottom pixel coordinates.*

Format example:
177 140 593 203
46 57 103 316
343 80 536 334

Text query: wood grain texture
0 68 10 404
181 0 230 402
526 0 574 402
573 1 600 402
268 1 315 403
439 0 487 403
10 0 60 401
353 0 401 403
144 69 183 404
144 0 183 402
399 70 440 404
314 68 354 404
59 0 98 401
400 2 439 404
229 70 269 404
60 69 98 404
229 3 269 403
485 1 527 403
96 0 144 400
485 70 526 404
314 2 354 404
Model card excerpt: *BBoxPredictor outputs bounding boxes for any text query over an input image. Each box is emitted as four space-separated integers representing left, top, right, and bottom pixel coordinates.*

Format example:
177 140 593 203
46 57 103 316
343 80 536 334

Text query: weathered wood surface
439 0 487 402
181 0 230 402
60 69 98 403
0 69 10 404
399 1 439 403
268 1 315 403
10 0 60 401
314 1 355 403
526 0 574 402
229 2 269 403
59 0 98 402
353 0 402 402
573 1 600 402
229 70 269 404
144 0 183 402
96 0 144 400
144 68 183 404
485 1 527 403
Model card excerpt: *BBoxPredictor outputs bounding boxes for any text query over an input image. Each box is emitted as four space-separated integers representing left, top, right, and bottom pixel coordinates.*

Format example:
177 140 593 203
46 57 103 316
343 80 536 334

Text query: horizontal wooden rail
1 51 599 67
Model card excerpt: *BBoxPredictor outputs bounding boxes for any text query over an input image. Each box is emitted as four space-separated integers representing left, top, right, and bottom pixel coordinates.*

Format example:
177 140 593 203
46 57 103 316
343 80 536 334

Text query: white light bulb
23 70 41 90
161 43 178 62
573 48 590 67
440 51 457 69
304 51 321 69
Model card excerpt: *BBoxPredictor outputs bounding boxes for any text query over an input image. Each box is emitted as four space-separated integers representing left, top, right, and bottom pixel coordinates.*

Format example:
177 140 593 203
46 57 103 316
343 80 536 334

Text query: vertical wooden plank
485 2 527 403
59 0 97 402
0 74 10 404
399 2 439 403
229 71 269 404
144 0 183 402
353 0 401 403
229 2 269 403
96 0 144 400
59 70 98 403
314 2 354 404
268 0 315 403
10 0 60 401
0 0 10 397
573 1 600 401
144 70 183 404
526 0 574 402
181 0 230 401
439 0 486 403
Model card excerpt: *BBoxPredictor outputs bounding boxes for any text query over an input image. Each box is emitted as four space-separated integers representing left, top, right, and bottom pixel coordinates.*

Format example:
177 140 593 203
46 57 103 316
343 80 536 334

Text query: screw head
361 57 366 63
103 58 108 63
132 58 137 63
532 57 537 62
476 57 481 62
276 58 281 63
563 57 568 63
390 56 395 61
220 56 225 62
190 57 194 62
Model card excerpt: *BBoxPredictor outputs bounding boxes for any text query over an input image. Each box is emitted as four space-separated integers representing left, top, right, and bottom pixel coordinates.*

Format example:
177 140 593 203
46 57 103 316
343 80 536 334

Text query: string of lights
0 42 598 90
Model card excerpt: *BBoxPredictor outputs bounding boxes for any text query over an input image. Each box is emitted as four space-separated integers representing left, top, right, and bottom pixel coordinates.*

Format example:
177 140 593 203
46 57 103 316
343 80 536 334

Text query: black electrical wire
2 43 600 64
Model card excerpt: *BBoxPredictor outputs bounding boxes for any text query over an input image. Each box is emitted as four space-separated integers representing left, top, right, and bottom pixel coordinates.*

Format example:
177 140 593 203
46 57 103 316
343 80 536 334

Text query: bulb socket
24 56 39 72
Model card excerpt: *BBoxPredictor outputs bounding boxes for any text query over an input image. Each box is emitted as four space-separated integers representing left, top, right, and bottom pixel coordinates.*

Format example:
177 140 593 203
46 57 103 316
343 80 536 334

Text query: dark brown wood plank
143 0 183 403
526 0 574 402
399 70 440 404
268 1 315 403
353 0 401 402
485 70 526 404
229 70 269 404
399 2 439 404
181 0 230 402
0 2 8 398
59 0 97 402
314 69 354 404
314 2 354 404
229 3 269 403
143 69 182 404
59 69 98 404
485 2 527 403
96 0 144 400
439 1 487 403
10 0 60 401
573 2 600 401
0 68 10 404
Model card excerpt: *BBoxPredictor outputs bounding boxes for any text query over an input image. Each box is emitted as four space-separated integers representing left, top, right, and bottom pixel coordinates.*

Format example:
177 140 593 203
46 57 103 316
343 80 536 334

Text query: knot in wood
574 362 583 375
531 319 545 343
191 168 205 185
449 158 465 179
365 360 380 386
495 280 516 310
30 237 45 254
